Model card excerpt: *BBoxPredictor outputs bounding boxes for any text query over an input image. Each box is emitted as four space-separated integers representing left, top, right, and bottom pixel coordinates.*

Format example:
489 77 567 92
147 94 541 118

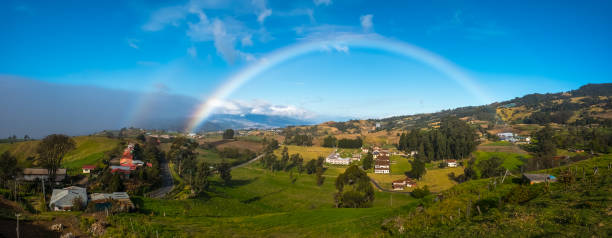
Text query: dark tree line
398 117 478 162
337 137 363 149
322 135 337 148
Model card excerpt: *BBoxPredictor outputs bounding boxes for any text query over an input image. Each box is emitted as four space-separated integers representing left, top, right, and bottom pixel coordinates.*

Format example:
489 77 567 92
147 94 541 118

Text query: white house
325 152 350 165
447 160 458 167
49 186 88 211
374 156 390 174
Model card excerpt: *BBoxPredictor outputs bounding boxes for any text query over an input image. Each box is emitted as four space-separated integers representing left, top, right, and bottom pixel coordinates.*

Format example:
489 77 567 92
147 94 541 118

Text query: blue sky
2 0 611 120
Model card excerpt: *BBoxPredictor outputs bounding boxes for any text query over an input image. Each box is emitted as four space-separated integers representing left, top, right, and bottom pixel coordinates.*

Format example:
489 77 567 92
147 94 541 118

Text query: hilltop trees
322 135 337 148
335 165 375 208
223 129 235 140
337 137 363 149
37 134 76 182
398 116 478 161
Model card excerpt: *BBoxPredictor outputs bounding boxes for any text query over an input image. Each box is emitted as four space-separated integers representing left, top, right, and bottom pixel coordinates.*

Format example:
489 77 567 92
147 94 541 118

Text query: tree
322 136 337 148
23 135 30 141
335 165 375 208
0 151 19 182
137 134 146 142
37 134 76 182
223 129 235 140
280 146 290 170
407 157 426 180
305 159 317 174
108 173 124 192
362 152 374 170
533 125 557 168
218 162 232 184
168 137 198 176
478 156 504 178
193 162 212 194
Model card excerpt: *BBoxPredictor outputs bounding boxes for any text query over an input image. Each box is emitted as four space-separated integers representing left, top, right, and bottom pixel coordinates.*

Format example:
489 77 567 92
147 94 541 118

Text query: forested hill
331 83 612 132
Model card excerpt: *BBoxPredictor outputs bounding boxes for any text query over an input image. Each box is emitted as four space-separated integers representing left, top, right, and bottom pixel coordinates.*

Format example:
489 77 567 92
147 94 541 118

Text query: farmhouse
325 152 350 165
392 178 417 190
374 155 390 174
49 186 88 211
110 165 132 175
22 168 67 182
82 165 96 174
497 132 518 143
351 153 362 162
447 160 458 167
523 173 557 184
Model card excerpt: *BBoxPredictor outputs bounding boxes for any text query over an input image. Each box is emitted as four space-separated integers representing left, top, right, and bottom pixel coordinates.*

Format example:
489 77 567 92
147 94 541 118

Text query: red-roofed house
82 165 96 174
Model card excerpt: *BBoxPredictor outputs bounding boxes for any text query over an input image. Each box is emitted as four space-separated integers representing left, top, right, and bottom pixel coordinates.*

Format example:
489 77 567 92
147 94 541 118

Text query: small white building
447 160 458 167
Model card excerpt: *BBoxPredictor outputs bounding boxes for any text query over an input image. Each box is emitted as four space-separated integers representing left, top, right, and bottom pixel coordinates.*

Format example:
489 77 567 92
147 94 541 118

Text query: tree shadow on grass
240 188 286 204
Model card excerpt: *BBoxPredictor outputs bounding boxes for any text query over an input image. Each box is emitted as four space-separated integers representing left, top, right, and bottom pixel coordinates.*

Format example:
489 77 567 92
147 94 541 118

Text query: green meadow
106 163 418 237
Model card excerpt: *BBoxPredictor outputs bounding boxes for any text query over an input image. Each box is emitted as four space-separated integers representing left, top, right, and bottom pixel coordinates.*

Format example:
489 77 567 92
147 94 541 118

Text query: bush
411 186 431 198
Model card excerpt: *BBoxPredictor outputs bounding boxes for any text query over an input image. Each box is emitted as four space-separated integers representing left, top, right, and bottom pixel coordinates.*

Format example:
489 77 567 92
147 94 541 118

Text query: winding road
148 158 173 198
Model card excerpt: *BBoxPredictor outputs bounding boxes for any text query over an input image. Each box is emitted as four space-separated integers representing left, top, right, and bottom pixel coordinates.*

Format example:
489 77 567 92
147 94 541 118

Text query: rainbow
185 33 488 132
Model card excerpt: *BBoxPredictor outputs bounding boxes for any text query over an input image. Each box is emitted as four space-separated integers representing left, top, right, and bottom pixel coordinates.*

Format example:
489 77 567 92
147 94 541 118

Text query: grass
473 151 528 172
482 141 514 146
273 145 335 161
62 136 120 169
390 155 411 175
0 136 119 169
106 162 419 237
416 167 464 192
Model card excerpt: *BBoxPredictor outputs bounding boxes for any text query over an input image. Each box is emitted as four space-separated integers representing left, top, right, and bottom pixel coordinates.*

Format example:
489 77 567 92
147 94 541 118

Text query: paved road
149 159 174 198
232 154 265 169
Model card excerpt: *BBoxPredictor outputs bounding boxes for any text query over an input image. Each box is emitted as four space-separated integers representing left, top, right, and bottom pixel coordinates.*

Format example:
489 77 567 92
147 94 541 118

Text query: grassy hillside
382 155 612 237
0 136 120 169
104 163 419 237
473 151 529 172
273 145 335 161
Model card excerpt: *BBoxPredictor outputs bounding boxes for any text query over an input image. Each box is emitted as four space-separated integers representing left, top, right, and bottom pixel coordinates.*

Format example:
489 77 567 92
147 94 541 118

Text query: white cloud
187 46 197 57
142 5 189 31
251 0 272 24
127 39 140 49
360 14 373 32
313 0 332 6
211 99 314 118
241 34 253 47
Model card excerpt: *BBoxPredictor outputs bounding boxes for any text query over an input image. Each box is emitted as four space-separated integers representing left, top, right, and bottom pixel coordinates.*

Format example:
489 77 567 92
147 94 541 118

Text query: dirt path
232 154 265 170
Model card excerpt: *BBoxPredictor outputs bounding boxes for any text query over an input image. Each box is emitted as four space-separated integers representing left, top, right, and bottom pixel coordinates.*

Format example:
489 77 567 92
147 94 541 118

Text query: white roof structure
49 186 87 210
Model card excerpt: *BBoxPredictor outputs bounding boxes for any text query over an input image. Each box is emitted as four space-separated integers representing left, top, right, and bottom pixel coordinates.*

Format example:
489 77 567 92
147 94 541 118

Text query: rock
49 223 64 232
60 233 74 238
89 222 106 237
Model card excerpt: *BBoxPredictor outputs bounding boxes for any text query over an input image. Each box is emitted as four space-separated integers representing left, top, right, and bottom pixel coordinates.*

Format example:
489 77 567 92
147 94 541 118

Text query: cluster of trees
260 147 305 173
337 137 363 149
334 165 374 208
361 152 373 170
285 134 313 146
329 121 360 133
223 129 235 140
322 135 337 148
262 138 280 153
168 137 233 194
2 134 30 144
398 117 478 162
523 111 574 124
406 158 426 180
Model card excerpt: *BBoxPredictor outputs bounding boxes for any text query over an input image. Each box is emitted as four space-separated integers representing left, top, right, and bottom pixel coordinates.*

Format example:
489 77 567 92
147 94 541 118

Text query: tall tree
37 134 76 182
361 152 374 170
0 151 19 182
218 162 232 184
168 137 198 176
407 157 426 180
193 162 212 194
335 165 375 208
322 135 337 148
223 129 235 140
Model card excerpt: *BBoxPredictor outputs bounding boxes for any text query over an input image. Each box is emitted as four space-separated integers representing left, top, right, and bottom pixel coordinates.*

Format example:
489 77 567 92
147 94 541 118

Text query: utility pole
15 213 21 238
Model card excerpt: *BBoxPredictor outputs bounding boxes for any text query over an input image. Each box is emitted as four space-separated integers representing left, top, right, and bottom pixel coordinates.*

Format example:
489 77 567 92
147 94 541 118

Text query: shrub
411 186 431 198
